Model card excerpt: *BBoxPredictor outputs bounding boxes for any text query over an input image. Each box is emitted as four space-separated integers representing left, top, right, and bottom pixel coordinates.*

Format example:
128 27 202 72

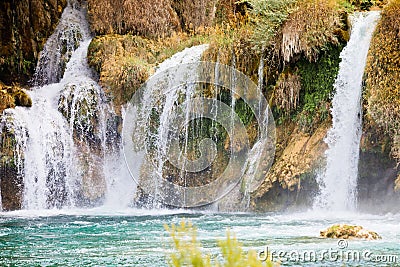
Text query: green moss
295 44 343 132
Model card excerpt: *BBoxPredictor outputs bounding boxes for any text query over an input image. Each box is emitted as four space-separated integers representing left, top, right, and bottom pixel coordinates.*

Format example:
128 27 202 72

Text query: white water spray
314 12 380 211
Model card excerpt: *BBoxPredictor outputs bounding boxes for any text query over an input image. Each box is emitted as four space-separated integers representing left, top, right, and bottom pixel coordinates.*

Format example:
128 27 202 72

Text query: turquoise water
0 209 399 266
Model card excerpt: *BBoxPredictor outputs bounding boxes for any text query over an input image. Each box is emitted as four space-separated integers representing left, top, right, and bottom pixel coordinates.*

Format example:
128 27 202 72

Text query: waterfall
0 1 129 210
33 2 89 86
314 11 380 211
123 44 276 209
123 45 209 208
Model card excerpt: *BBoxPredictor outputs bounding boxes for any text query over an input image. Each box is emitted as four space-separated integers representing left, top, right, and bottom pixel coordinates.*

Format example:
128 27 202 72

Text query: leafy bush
165 221 276 267
239 0 296 51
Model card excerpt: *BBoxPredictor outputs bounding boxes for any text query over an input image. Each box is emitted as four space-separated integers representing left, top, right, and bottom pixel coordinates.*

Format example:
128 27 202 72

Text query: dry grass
0 90 15 114
87 0 181 37
171 0 217 32
87 0 217 38
279 0 341 63
365 0 400 163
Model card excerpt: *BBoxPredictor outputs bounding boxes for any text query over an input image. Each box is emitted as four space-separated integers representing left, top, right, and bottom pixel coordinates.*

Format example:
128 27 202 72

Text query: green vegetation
239 0 296 51
365 0 400 164
165 221 276 267
202 0 347 134
296 44 343 132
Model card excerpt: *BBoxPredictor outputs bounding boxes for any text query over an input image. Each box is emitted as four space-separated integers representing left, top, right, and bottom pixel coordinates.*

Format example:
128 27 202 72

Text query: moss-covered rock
0 82 32 115
58 82 102 144
320 224 381 240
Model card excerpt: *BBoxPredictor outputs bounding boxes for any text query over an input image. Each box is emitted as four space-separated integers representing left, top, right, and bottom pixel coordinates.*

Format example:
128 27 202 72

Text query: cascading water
123 44 275 209
33 1 88 86
12 2 92 209
1 1 274 211
0 1 129 210
123 45 209 208
314 11 380 211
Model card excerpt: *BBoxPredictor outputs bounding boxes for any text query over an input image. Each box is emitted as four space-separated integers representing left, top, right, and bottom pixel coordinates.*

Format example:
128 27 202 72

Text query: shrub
239 0 296 52
165 221 276 267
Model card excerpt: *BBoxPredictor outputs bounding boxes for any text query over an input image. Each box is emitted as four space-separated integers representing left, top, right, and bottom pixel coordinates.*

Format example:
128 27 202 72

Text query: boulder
320 224 381 240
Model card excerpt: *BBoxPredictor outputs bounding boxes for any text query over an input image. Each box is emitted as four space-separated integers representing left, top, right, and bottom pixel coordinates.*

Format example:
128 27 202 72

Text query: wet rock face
0 0 67 84
0 121 24 211
252 122 328 211
358 150 400 213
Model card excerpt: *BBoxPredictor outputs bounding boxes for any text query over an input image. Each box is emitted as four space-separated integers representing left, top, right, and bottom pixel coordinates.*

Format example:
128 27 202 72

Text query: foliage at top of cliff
240 0 343 62
87 0 216 38
365 0 400 163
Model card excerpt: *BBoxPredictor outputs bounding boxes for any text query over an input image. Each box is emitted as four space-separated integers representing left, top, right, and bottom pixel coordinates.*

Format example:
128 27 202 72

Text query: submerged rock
320 224 381 240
